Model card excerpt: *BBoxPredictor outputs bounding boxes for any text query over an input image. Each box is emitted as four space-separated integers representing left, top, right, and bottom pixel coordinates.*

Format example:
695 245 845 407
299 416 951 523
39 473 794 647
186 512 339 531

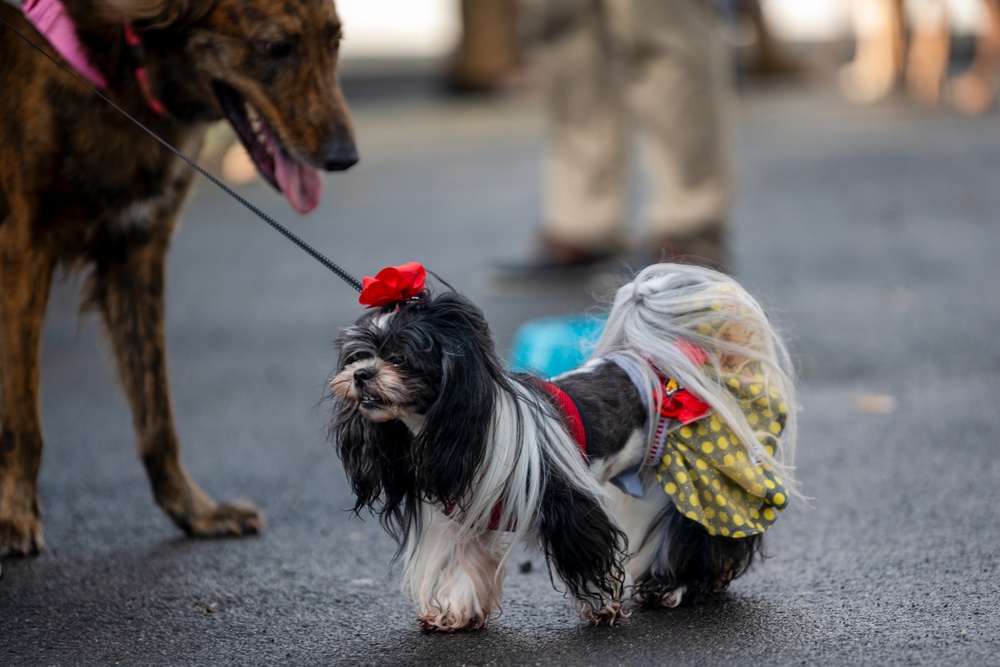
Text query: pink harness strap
22 0 107 88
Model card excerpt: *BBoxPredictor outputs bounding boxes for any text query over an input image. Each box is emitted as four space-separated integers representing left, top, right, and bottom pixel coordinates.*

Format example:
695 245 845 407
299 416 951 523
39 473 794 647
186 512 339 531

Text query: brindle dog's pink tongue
275 149 323 214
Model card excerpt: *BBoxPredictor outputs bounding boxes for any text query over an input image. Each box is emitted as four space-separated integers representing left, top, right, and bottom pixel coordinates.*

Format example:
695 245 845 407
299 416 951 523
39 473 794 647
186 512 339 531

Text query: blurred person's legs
535 0 628 260
952 0 1000 114
504 0 731 273
904 0 950 105
447 0 521 93
840 0 907 103
621 0 732 268
737 0 803 78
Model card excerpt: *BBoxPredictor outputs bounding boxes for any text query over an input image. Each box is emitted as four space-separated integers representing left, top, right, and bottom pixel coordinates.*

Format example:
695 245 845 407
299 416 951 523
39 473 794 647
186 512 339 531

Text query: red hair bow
359 262 427 308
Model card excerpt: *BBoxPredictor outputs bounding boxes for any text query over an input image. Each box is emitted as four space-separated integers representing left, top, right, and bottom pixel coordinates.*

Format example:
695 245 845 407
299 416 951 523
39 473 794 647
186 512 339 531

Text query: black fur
633 503 763 607
331 291 509 544
557 360 762 606
331 403 417 543
553 361 647 461
535 453 627 608
330 284 766 622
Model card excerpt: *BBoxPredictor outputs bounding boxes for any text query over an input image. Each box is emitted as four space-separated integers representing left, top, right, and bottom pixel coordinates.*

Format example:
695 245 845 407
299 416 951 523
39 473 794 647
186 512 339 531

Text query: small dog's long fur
0 0 356 556
330 263 798 631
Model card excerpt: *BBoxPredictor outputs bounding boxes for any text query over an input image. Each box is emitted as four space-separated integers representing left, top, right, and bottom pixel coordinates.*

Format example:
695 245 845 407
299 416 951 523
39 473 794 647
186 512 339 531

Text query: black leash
0 13 364 293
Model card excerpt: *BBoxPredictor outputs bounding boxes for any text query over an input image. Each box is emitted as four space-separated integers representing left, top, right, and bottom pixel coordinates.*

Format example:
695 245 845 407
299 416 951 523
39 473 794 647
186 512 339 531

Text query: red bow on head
359 262 427 308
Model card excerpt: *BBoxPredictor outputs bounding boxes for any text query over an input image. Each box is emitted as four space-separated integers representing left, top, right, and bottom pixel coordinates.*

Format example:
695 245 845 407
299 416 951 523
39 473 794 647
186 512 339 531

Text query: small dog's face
330 291 506 508
331 311 444 424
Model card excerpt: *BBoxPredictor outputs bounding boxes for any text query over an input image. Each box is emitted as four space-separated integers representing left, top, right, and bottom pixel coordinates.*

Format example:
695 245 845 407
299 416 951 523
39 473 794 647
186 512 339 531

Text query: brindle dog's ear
98 0 211 27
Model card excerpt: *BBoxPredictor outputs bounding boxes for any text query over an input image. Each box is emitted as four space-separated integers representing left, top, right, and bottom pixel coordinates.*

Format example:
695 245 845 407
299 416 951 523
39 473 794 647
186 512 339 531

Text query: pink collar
22 0 165 114
23 0 107 88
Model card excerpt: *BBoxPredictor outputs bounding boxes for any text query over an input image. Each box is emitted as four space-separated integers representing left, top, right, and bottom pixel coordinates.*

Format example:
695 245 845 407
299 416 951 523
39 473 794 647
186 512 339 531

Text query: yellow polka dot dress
655 368 789 538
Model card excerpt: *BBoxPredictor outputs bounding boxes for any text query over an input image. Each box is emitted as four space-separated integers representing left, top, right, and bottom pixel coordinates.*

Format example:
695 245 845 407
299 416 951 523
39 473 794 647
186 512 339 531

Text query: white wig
591 263 799 491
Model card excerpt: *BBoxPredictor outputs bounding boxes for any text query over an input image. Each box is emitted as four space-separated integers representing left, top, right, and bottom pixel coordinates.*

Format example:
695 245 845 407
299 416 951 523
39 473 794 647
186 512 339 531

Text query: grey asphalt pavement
2 82 1000 666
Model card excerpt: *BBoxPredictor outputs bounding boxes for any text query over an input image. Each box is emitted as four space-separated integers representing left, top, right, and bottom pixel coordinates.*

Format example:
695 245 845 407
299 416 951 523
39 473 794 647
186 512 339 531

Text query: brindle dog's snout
323 136 359 171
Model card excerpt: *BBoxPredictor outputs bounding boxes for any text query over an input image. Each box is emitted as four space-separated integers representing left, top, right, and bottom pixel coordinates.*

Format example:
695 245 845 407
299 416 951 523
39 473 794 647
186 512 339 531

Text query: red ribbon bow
655 339 712 424
359 262 427 308
659 388 712 425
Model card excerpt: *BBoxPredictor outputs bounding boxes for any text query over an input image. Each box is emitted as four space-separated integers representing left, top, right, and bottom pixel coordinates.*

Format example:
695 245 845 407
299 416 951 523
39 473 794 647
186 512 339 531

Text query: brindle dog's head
102 0 358 214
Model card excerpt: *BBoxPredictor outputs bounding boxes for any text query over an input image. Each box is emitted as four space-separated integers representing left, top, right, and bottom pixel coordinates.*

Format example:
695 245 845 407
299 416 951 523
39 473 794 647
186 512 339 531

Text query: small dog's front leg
403 507 506 632
575 595 630 626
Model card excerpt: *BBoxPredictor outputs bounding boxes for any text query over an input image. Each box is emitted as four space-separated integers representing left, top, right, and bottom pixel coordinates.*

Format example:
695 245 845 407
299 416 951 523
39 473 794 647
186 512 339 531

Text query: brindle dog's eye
259 40 294 59
388 355 406 367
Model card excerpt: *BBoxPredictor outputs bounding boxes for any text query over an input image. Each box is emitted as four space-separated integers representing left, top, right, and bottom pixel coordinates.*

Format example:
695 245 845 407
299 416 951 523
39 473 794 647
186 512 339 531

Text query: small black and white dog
330 262 798 631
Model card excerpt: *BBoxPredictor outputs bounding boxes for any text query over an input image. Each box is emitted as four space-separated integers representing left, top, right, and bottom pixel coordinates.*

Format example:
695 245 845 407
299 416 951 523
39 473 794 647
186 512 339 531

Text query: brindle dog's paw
0 513 45 557
181 500 265 537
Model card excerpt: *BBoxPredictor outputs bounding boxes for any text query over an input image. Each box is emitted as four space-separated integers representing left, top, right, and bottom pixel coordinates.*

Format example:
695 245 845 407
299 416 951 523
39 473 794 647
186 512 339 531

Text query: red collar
123 20 164 115
538 381 588 458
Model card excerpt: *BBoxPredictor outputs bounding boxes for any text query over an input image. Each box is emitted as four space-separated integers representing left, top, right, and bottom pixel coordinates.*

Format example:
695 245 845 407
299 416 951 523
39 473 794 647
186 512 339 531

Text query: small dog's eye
343 353 368 366
388 355 406 367
259 40 295 59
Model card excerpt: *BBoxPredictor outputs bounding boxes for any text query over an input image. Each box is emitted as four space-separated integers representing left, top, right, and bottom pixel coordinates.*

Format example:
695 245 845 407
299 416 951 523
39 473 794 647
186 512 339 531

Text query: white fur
403 505 509 631
113 133 202 233
592 263 799 486
354 263 798 629
399 382 619 630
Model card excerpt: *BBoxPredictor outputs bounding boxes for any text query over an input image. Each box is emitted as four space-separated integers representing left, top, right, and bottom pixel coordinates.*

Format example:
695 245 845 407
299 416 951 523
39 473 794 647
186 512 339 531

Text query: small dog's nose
354 367 374 384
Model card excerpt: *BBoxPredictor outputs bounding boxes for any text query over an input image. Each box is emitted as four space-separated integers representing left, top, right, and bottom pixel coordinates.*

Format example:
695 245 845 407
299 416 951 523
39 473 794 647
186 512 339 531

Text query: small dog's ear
411 295 504 505
331 402 414 525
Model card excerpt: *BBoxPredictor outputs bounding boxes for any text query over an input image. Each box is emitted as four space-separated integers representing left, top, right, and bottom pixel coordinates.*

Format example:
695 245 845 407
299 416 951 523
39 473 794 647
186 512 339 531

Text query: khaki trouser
519 0 732 250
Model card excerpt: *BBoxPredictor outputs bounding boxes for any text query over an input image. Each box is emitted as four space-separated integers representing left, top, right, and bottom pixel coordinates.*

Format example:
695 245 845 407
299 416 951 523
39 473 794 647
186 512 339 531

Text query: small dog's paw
0 514 45 557
659 586 686 608
417 609 488 632
579 599 630 626
182 500 265 537
711 563 735 594
634 584 687 609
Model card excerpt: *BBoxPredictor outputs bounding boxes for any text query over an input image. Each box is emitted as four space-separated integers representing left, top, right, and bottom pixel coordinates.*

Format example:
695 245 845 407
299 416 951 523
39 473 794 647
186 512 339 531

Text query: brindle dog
0 0 357 556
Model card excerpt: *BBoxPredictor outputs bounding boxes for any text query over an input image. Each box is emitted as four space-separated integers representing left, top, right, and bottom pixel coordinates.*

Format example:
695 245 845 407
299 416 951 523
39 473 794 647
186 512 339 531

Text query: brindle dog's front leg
0 225 54 557
93 233 263 537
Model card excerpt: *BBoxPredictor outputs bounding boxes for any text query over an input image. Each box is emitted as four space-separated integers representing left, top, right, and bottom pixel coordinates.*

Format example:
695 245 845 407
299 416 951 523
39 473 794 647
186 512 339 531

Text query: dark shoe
494 235 618 278
638 226 729 273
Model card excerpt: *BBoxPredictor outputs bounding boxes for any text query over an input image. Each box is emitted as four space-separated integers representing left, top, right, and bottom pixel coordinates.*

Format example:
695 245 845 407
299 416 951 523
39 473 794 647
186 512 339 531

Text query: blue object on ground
507 314 607 378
